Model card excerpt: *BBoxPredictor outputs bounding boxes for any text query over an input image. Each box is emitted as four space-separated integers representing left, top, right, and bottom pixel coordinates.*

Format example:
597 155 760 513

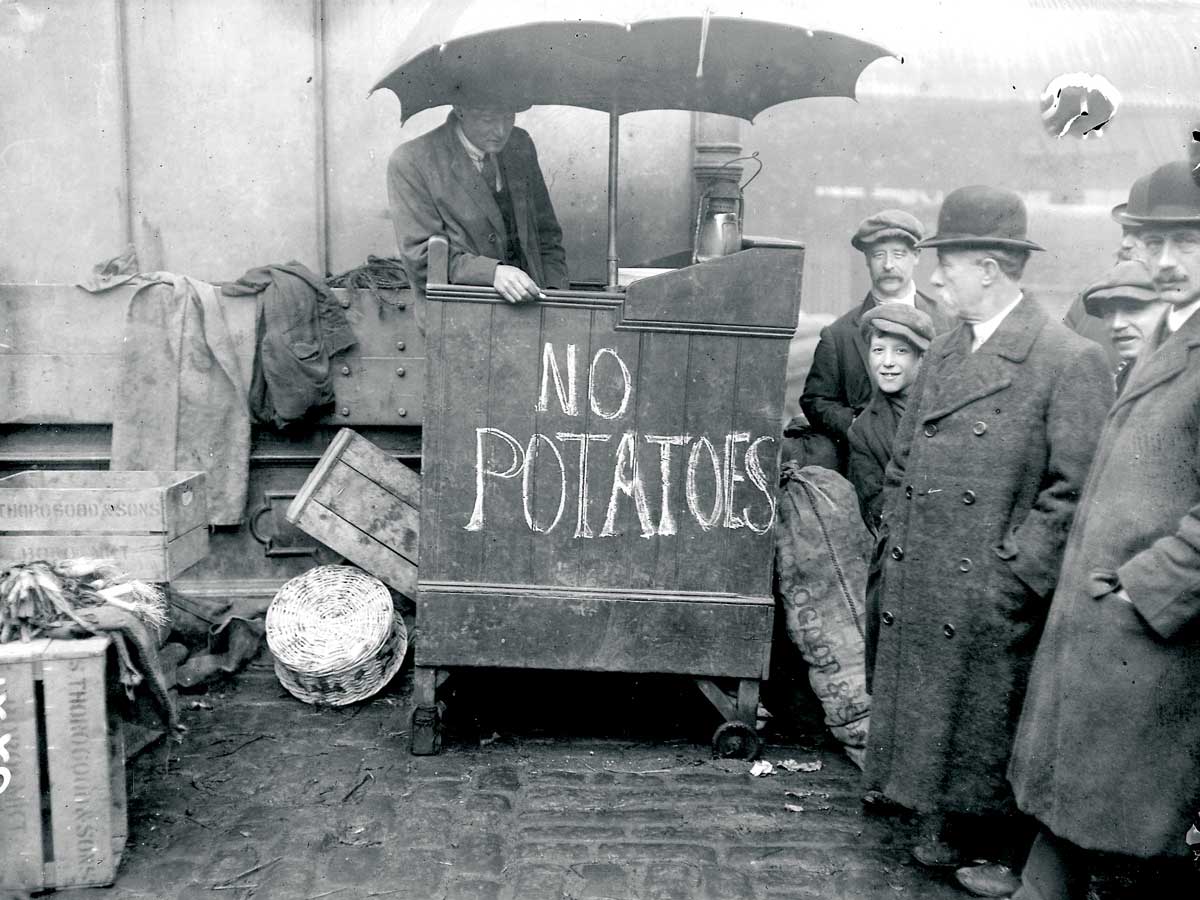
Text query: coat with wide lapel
801 290 952 462
864 296 1112 816
1011 309 1200 857
387 114 568 298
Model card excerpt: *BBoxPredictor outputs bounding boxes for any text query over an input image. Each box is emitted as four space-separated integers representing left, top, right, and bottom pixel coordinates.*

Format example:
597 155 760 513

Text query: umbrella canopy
370 4 891 122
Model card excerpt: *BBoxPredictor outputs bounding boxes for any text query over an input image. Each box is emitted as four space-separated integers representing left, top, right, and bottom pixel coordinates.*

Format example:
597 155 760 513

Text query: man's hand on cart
493 264 546 303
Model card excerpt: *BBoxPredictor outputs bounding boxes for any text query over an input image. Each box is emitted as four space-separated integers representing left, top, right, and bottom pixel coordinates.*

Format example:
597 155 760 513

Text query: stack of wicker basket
266 565 407 706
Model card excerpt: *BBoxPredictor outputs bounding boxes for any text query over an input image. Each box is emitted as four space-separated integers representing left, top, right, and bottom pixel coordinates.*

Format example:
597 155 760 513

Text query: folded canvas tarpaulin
223 262 357 430
774 462 873 767
107 273 251 526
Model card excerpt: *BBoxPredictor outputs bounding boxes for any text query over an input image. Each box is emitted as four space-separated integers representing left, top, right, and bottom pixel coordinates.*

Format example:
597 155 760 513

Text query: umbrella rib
696 8 711 79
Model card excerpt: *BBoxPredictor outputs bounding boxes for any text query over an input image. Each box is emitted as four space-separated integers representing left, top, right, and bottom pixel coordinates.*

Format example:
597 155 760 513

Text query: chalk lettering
522 433 567 533
686 437 724 531
644 435 688 536
0 675 6 720
464 428 526 532
600 431 656 538
557 432 611 538
722 432 751 529
535 342 578 416
743 436 777 534
588 347 632 420
0 767 9 794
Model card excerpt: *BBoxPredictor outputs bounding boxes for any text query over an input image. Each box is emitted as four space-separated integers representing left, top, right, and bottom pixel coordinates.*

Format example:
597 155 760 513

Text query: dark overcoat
865 297 1112 815
1010 310 1200 858
846 389 903 532
387 113 568 299
801 292 951 466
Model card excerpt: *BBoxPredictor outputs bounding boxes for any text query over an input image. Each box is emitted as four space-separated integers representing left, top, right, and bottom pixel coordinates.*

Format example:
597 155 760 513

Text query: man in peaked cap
1008 160 1200 899
1080 258 1165 395
800 210 953 473
864 186 1112 898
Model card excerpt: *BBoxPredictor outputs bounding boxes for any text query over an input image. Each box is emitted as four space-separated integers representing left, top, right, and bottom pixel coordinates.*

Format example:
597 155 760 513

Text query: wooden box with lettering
285 428 420 600
0 636 127 891
0 470 208 581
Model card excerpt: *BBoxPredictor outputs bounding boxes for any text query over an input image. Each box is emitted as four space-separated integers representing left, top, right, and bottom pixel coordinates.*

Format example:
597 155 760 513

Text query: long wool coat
1010 310 1200 858
865 297 1112 816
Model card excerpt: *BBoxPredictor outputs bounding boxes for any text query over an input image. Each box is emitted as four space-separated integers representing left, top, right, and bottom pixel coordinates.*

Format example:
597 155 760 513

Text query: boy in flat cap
800 210 952 472
1080 258 1164 395
864 185 1112 898
1009 160 1200 899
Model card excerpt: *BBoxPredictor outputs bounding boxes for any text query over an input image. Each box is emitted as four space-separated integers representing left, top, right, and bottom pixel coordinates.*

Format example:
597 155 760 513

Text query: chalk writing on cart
466 343 777 537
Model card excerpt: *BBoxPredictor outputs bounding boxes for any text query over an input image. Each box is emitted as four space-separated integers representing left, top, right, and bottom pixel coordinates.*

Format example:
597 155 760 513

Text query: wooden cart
412 238 802 757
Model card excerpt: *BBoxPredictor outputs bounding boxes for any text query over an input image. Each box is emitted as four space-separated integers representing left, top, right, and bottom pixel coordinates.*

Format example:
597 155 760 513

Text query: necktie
482 154 500 191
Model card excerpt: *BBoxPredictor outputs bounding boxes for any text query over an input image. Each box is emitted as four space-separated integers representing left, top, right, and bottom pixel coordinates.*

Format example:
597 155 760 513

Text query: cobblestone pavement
67 649 965 900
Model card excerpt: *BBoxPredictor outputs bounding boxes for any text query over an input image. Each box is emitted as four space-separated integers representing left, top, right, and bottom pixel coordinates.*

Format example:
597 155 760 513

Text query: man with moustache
864 186 1112 898
1008 160 1200 899
801 210 952 472
1079 258 1165 395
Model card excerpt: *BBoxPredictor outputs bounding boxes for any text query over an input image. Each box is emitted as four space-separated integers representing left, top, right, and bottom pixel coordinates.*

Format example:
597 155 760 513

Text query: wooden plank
418 297 447 576
106 712 128 861
736 679 760 725
0 480 173 535
40 640 116 888
286 428 355 524
293 501 417 599
0 534 173 582
0 640 46 890
675 334 738 593
161 473 208 540
727 336 788 598
416 589 773 678
315 460 419 563
322 354 426 426
479 302 542 585
338 432 421 507
694 678 737 723
165 525 211 581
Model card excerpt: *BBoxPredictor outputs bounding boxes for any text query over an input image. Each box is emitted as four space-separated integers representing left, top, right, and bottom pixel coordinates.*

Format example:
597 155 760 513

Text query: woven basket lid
266 565 394 677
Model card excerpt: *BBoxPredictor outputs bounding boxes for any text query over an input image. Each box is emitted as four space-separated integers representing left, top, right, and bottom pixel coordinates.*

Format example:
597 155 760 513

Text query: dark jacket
387 113 567 298
224 263 357 430
864 296 1112 816
800 291 951 469
1010 309 1200 858
846 389 904 532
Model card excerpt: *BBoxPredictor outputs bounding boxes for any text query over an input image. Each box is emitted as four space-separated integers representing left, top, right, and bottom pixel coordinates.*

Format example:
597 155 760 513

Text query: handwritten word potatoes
466 344 777 537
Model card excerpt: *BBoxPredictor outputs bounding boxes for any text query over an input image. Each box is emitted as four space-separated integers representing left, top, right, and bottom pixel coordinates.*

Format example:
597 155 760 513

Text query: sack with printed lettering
774 463 872 767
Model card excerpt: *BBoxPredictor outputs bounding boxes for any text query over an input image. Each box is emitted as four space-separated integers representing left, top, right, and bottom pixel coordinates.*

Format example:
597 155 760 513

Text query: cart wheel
411 703 443 756
712 721 761 760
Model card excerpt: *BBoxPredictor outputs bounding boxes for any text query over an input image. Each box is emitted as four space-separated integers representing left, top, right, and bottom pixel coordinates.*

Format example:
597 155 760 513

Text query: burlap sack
774 463 873 766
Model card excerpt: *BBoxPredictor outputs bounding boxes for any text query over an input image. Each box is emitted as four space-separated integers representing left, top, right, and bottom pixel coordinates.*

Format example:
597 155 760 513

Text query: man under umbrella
388 98 568 304
1008 159 1200 900
865 186 1112 897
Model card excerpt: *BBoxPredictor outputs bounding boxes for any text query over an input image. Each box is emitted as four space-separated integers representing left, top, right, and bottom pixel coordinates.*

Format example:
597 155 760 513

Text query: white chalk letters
466 344 777 537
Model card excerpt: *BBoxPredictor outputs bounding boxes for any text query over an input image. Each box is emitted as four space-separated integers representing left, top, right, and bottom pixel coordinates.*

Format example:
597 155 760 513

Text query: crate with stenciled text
0 636 127 891
0 470 208 581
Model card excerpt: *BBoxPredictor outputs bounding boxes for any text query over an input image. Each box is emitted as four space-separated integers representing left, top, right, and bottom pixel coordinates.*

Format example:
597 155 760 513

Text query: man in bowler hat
1008 160 1200 899
865 186 1112 897
801 210 952 472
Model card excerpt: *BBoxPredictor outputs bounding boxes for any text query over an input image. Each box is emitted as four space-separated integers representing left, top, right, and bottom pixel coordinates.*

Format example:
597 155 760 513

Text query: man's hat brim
915 235 1045 252
1112 201 1200 227
1082 284 1161 316
851 227 922 252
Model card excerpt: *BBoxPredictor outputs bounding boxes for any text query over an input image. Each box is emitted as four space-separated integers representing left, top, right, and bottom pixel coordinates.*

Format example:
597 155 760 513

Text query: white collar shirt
872 282 917 307
970 292 1024 352
455 123 501 190
1167 297 1200 333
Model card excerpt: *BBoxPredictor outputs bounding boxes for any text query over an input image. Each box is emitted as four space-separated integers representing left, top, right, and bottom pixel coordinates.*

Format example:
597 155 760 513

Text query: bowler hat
1082 259 1159 316
860 303 936 352
916 185 1045 252
1111 160 1200 226
851 210 925 252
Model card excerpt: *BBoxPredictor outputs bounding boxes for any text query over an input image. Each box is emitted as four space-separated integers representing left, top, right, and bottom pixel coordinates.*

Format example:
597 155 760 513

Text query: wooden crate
0 637 127 891
0 470 208 581
286 429 420 599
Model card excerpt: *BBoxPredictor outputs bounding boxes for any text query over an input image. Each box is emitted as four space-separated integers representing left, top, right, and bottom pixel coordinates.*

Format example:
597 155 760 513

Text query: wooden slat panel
418 299 447 576
338 433 421 506
41 641 115 888
0 641 46 890
479 303 542 585
293 501 417 599
321 354 426 426
0 535 172 583
165 526 211 582
416 589 773 678
675 334 738 593
315 460 419 564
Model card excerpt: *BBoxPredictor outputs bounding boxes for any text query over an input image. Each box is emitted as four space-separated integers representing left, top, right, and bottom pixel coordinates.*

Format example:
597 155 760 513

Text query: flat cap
851 210 925 252
860 302 936 352
1082 259 1159 316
